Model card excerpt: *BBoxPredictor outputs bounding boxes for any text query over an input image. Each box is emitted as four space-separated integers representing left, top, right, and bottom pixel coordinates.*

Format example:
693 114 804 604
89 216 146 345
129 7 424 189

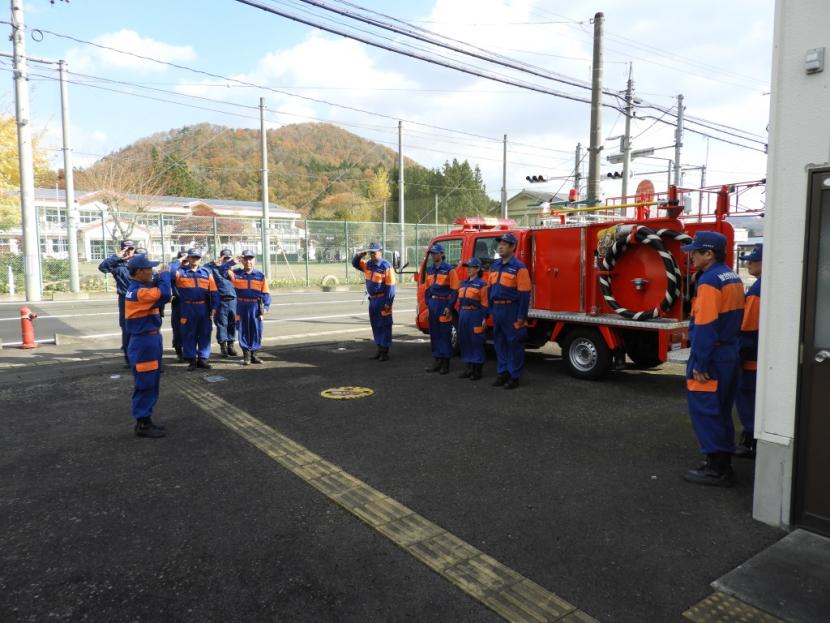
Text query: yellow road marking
683 592 786 623
173 378 600 623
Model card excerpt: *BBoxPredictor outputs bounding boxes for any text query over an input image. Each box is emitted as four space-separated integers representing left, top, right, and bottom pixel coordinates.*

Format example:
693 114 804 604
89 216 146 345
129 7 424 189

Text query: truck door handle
816 350 830 363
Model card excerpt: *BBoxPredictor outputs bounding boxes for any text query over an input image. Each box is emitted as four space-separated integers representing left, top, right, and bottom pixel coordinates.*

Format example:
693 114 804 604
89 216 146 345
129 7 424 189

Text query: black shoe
470 364 483 381
378 349 389 362
439 358 450 375
503 378 520 390
135 418 165 438
683 454 734 487
458 364 472 379
733 432 757 459
197 358 212 370
147 417 166 431
220 342 229 358
368 348 382 360
242 349 250 366
250 352 263 364
174 347 184 363
187 358 197 371
123 359 131 369
492 373 509 387
425 358 442 372
226 342 238 357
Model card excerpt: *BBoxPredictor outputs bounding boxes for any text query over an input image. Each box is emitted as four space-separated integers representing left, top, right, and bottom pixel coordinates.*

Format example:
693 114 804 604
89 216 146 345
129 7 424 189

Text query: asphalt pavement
0 326 784 623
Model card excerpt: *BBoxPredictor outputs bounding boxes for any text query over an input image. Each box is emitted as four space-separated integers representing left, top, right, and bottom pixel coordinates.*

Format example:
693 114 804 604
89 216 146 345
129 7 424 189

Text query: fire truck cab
415 184 748 379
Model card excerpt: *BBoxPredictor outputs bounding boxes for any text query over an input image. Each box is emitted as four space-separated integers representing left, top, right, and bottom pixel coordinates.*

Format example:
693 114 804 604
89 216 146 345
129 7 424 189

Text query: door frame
792 165 830 534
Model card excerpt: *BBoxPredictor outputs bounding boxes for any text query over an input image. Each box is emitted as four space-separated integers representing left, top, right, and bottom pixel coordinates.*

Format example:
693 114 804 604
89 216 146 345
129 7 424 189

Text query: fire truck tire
622 331 662 368
451 315 461 355
562 328 612 380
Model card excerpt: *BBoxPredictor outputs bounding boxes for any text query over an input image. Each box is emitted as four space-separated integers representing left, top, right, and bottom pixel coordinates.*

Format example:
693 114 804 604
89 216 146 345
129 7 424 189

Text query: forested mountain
74 122 498 222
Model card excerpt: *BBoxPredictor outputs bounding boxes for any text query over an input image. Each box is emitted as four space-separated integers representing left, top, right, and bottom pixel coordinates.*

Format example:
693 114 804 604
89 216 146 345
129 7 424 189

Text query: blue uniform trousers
368 297 392 349
735 368 756 436
686 347 740 454
180 303 212 360
491 302 526 379
427 298 454 358
117 295 130 358
127 332 162 420
236 301 263 351
171 301 182 350
215 298 237 343
458 309 486 364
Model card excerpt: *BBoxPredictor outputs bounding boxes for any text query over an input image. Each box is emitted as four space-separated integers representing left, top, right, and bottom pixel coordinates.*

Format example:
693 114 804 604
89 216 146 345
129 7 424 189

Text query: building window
44 208 66 224
90 240 113 260
52 238 68 253
78 210 98 224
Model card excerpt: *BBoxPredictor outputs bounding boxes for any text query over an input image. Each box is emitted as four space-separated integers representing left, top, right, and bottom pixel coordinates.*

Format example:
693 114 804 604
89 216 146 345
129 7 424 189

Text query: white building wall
754 0 830 527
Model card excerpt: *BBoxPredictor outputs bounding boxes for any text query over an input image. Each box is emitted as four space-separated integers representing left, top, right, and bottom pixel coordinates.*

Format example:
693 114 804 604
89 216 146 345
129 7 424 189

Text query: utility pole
398 120 405 263
260 97 270 280
59 60 79 293
11 0 41 301
587 11 605 205
500 134 508 218
674 93 684 187
621 65 634 199
574 142 582 200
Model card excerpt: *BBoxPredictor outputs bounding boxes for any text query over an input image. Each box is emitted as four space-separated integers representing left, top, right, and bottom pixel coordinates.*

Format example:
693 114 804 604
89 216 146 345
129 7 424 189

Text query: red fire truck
415 181 762 379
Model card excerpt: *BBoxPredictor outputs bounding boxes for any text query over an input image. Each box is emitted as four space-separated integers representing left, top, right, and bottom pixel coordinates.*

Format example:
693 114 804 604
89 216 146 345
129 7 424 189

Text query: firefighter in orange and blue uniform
680 231 745 486
205 248 239 358
488 232 531 390
457 257 488 381
167 250 188 361
423 243 460 375
98 239 135 367
173 248 220 371
352 242 396 361
735 244 762 459
124 254 171 438
220 250 271 365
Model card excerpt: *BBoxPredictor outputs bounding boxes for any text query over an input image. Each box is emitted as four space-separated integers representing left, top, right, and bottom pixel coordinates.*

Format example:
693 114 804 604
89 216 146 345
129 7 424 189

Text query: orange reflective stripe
125 299 160 319
197 277 211 289
384 268 396 286
516 267 531 292
135 360 159 373
208 274 218 292
720 282 745 313
499 271 517 287
479 285 489 308
686 378 719 392
743 360 758 371
136 287 161 302
247 279 265 290
473 325 485 334
358 258 368 270
692 283 722 325
449 269 460 290
741 294 760 331
261 279 270 294
370 272 384 284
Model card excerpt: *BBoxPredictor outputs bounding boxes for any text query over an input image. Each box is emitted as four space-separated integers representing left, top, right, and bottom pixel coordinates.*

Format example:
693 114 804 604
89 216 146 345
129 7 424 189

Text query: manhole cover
320 386 374 400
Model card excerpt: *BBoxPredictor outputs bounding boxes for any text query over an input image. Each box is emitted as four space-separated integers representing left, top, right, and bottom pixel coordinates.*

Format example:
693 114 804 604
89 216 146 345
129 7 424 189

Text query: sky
0 0 774 204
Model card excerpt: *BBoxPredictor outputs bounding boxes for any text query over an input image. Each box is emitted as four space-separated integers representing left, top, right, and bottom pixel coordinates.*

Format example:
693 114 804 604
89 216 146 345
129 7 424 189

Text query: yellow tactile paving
683 592 786 623
173 378 592 623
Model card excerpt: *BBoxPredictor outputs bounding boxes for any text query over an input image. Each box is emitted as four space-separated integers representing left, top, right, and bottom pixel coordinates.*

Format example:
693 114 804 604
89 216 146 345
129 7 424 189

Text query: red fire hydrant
19 306 39 349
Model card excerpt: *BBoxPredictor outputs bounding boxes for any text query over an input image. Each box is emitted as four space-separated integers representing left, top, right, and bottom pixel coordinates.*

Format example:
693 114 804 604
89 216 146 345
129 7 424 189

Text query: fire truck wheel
451 317 461 355
562 328 612 380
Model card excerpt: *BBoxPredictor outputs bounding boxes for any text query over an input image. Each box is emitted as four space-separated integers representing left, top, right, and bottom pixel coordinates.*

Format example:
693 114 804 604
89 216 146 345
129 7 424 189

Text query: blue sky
1 0 774 202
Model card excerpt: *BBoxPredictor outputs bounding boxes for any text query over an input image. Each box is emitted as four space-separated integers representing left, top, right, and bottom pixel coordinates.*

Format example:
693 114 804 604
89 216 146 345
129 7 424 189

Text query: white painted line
0 311 119 322
263 308 415 324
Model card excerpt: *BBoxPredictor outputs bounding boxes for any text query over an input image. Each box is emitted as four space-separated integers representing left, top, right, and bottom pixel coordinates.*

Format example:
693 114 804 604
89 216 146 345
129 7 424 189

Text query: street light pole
260 97 270 280
674 93 685 187
587 11 605 205
621 65 634 199
59 60 79 293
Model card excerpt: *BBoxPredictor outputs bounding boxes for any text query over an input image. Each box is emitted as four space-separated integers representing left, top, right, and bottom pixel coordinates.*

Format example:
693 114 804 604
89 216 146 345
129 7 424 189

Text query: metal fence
0 207 455 294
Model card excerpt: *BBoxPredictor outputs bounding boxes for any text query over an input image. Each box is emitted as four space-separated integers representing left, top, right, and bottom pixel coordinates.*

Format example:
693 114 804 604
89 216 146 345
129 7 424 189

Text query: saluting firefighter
167 250 189 362
680 231 745 486
457 257 489 381
98 239 136 368
423 243 460 375
220 250 271 365
488 232 531 390
735 243 762 459
205 248 239 358
172 248 220 371
352 242 396 361
124 254 171 438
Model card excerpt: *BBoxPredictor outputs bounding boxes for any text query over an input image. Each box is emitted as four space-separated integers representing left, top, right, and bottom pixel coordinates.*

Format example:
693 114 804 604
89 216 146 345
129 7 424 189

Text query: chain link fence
0 207 455 294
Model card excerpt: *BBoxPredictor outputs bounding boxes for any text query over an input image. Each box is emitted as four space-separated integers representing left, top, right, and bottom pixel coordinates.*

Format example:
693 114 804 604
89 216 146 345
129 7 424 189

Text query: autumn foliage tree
0 113 53 230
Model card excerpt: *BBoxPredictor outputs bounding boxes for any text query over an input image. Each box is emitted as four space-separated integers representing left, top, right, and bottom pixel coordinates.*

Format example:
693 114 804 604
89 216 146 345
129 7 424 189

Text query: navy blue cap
739 244 763 262
186 247 202 258
680 231 727 253
219 248 233 257
496 232 518 246
429 243 445 254
120 240 135 249
127 254 159 272
367 242 383 252
175 250 188 259
134 247 148 255
241 249 256 258
462 257 482 268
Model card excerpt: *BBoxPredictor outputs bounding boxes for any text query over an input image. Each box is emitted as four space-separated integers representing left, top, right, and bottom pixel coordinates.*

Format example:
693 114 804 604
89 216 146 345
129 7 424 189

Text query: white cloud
66 29 196 74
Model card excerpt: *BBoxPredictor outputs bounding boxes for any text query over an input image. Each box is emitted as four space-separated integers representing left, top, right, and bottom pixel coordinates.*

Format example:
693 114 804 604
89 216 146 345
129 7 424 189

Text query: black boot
503 377 520 390
492 373 509 387
187 358 197 371
147 417 166 431
470 364 483 381
250 351 263 364
174 346 184 363
226 342 238 357
134 417 165 438
733 431 757 459
458 363 472 379
439 358 450 375
369 348 382 360
378 348 389 362
123 356 131 370
220 342 229 358
683 453 734 487
197 358 212 370
425 358 442 372
242 349 250 366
